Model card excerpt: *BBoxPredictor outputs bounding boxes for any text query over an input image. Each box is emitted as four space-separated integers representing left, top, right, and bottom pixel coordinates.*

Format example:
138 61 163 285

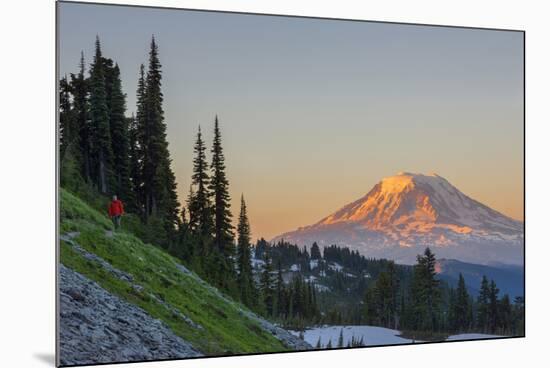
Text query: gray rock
59 265 202 366
62 233 204 332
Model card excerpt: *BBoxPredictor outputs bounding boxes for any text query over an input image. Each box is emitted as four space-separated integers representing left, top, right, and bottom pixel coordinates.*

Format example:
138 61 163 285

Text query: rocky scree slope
59 189 310 365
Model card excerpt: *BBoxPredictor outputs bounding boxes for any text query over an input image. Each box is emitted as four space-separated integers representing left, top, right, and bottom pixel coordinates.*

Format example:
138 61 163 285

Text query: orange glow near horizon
173 165 523 241
58 3 524 241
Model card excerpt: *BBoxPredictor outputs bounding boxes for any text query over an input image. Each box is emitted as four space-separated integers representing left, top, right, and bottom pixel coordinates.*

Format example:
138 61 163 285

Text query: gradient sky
58 2 524 240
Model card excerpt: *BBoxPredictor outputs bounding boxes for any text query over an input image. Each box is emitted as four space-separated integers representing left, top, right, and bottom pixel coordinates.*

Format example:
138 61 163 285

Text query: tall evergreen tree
498 294 513 334
260 249 274 316
59 75 73 160
410 247 440 331
310 242 322 260
59 74 82 189
141 36 180 238
450 273 471 332
208 115 234 262
488 280 500 333
387 261 400 329
131 63 147 212
274 260 286 318
477 275 490 332
236 194 255 307
108 63 132 204
512 296 525 335
88 36 113 193
188 126 212 236
70 51 91 182
127 113 141 213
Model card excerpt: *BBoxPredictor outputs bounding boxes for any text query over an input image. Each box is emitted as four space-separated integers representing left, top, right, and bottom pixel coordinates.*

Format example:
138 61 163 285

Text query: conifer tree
59 74 82 189
488 280 500 333
236 194 255 307
59 75 73 160
182 185 202 265
448 288 457 330
363 286 377 325
512 296 525 335
188 126 212 236
108 63 132 203
498 294 512 334
127 113 141 212
131 64 147 211
477 275 490 332
171 199 193 261
310 242 322 260
208 115 235 266
260 249 274 315
387 261 400 329
450 274 470 332
186 184 196 229
141 36 180 237
275 260 286 318
70 51 91 182
199 115 235 288
89 36 113 193
410 247 440 331
101 57 115 112
374 271 391 326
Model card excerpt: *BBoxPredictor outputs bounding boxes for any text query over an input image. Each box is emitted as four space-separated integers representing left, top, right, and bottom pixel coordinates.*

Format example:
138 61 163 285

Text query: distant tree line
364 248 525 336
256 239 524 336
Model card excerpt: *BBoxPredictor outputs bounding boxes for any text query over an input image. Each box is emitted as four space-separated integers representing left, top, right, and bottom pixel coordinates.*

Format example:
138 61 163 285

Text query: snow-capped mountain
273 172 523 265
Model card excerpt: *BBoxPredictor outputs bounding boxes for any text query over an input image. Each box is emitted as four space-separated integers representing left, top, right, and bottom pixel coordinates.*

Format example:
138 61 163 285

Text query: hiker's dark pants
112 215 121 230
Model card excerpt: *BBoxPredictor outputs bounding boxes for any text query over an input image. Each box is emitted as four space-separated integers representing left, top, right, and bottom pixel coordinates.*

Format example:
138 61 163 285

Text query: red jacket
108 199 124 217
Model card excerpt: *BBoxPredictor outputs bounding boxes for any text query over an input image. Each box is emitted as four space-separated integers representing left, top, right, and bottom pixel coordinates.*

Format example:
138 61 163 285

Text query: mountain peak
319 172 460 229
379 172 443 194
273 172 523 265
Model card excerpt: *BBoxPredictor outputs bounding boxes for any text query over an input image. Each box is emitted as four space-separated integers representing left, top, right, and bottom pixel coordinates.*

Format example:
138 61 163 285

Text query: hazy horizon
58 2 524 240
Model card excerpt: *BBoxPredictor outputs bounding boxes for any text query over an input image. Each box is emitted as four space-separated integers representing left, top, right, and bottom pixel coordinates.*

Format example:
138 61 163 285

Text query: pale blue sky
58 2 524 239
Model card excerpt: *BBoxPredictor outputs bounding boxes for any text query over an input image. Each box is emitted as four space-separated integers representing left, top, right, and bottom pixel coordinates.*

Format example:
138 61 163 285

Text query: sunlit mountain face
273 172 523 266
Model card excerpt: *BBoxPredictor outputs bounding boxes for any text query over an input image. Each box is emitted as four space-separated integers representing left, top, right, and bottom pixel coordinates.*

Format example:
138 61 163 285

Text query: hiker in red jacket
108 195 125 230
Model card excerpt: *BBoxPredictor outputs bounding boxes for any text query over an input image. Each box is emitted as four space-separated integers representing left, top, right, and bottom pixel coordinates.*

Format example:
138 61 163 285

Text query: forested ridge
60 35 524 338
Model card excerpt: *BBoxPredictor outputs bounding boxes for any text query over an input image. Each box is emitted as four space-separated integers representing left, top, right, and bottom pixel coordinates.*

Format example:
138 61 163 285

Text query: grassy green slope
59 189 288 355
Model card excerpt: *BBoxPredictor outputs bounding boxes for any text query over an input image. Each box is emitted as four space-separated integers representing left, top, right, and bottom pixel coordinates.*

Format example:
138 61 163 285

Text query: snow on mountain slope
273 172 523 265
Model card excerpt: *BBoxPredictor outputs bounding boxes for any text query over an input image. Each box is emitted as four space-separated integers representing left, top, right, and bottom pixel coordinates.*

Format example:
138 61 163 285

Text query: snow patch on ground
446 333 502 341
292 325 414 347
314 284 330 292
292 325 504 348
